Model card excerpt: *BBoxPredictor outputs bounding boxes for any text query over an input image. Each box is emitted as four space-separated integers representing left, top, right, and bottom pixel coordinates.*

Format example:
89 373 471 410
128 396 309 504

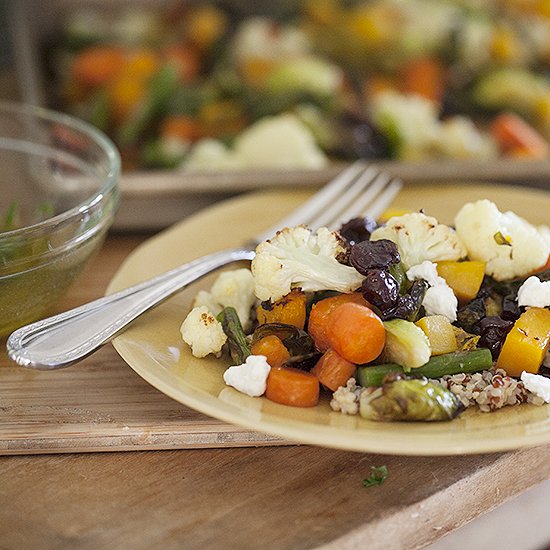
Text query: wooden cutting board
0 234 287 455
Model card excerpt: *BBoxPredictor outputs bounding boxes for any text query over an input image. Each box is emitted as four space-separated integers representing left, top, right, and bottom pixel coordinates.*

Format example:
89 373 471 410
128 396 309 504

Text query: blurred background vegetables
45 0 550 171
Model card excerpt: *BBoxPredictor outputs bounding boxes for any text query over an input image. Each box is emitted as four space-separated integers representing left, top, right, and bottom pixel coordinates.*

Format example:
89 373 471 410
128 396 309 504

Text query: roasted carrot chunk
265 367 320 407
312 349 357 391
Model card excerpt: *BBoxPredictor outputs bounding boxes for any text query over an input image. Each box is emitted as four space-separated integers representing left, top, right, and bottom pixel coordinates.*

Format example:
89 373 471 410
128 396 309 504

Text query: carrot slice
401 56 445 103
312 349 357 391
251 335 290 369
265 367 320 407
72 46 126 87
491 112 550 159
326 302 385 364
308 293 369 352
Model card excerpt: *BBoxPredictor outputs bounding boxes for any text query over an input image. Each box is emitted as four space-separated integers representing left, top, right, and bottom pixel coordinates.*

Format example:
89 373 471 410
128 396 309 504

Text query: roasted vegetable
252 322 314 357
312 349 356 391
265 367 320 407
356 349 493 387
415 315 458 356
256 289 307 329
250 335 290 369
496 307 550 377
382 318 431 370
436 260 486 303
217 306 251 364
307 292 369 352
359 376 464 421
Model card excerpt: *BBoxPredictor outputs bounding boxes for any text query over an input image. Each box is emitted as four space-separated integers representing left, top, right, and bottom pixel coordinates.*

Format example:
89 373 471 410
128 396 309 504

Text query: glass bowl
0 102 120 337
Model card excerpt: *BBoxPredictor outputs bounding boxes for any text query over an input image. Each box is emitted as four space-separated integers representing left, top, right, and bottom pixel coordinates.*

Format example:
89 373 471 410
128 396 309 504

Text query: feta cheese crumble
406 261 458 322
520 371 550 403
223 355 272 397
517 276 550 308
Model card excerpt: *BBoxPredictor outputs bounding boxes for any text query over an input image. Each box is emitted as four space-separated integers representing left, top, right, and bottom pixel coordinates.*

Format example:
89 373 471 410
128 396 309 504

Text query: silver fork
7 162 402 370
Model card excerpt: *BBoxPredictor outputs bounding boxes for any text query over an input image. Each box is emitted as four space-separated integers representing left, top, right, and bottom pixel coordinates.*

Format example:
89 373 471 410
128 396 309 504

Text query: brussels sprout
359 376 464 422
382 318 431 371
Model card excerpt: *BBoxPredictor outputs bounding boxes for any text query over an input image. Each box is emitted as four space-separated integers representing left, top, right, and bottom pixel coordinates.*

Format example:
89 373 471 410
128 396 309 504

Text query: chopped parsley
362 465 388 488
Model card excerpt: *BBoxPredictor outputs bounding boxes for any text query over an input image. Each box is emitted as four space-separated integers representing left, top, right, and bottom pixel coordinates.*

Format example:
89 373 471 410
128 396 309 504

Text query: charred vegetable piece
415 315 458 356
252 323 314 357
356 349 493 387
456 286 502 333
436 261 486 303
382 318 431 370
349 239 400 274
496 307 550 377
359 376 464 422
378 279 428 322
256 289 307 329
217 307 250 364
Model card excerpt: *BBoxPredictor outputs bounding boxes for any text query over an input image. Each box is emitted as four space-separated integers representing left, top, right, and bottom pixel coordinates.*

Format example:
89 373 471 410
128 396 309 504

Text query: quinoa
330 369 546 416
434 368 546 412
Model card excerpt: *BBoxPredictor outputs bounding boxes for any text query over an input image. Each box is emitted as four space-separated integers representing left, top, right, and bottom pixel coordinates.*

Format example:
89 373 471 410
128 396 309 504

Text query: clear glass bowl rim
0 101 121 242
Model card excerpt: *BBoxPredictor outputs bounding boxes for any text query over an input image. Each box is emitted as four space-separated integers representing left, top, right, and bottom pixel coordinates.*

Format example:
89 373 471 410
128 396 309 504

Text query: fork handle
7 247 255 370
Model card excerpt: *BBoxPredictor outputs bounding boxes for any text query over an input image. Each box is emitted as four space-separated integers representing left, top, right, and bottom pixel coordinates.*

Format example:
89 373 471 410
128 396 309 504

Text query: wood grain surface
0 235 287 455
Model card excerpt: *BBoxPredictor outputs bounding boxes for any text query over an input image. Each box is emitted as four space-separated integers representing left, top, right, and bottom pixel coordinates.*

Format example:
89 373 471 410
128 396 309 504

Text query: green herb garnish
362 465 388 488
493 231 512 246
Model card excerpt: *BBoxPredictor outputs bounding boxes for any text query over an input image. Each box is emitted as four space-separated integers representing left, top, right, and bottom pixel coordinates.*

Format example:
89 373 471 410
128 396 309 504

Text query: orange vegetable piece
160 116 201 142
72 46 126 88
491 112 550 160
312 349 357 391
436 261 486 303
326 302 385 364
265 367 320 407
251 335 291 369
164 45 201 82
256 289 307 329
496 307 550 377
401 56 446 103
308 293 370 352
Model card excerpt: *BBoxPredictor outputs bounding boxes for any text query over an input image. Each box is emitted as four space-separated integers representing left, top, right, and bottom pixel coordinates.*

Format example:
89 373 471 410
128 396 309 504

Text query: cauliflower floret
251 226 364 302
223 355 271 397
233 113 328 170
454 199 550 281
406 261 458 322
370 212 467 269
180 306 227 358
192 268 255 330
517 276 550 308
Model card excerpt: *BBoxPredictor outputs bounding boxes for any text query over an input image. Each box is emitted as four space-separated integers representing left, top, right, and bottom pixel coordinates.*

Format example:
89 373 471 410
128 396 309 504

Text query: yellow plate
109 183 550 455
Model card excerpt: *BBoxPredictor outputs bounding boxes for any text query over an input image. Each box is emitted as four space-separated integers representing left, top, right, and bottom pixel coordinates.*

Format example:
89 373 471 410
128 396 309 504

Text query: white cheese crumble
517 276 550 308
223 355 272 397
521 371 550 403
406 261 458 322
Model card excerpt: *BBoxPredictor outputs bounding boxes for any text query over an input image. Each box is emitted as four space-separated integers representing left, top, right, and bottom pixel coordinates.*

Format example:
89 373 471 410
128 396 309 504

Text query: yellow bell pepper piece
436 261 486 303
496 307 550 377
415 315 458 356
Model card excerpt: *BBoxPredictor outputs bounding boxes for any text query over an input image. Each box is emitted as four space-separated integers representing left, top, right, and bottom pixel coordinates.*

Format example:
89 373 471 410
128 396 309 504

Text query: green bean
357 348 493 387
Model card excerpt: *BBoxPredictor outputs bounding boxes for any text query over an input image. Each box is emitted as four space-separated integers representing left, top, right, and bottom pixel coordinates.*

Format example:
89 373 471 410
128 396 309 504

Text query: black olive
338 216 377 246
361 269 399 309
350 239 400 274
478 316 514 359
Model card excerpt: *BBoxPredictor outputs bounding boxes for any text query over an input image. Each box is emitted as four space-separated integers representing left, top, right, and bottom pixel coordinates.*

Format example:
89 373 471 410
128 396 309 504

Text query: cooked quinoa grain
331 369 546 416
